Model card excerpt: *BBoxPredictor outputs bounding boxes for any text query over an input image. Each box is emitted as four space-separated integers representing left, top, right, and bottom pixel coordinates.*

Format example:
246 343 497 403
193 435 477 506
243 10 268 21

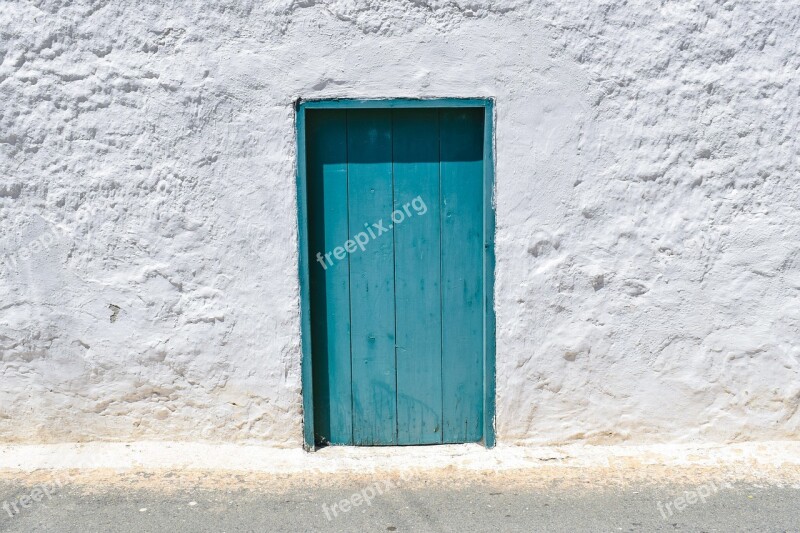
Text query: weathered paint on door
306 107 485 446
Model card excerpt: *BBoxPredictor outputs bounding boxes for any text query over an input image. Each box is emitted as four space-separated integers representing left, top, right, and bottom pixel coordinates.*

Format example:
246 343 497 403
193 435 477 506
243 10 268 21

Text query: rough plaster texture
0 0 798 446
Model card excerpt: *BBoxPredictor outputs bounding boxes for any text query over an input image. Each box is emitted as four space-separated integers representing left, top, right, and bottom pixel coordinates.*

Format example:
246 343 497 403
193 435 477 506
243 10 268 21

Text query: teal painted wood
306 109 353 445
392 109 443 445
482 102 497 448
347 109 398 445
440 107 485 443
301 98 491 109
296 105 316 450
298 100 495 448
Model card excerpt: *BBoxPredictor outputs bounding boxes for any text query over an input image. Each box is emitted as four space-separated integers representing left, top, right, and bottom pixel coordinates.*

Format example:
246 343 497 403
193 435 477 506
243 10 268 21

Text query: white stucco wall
1 0 798 446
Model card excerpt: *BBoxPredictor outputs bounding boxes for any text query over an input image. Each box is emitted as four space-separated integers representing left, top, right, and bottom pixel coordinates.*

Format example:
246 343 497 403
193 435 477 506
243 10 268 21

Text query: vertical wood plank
440 108 485 443
392 109 443 444
297 105 315 450
306 109 352 444
347 109 397 445
482 101 497 448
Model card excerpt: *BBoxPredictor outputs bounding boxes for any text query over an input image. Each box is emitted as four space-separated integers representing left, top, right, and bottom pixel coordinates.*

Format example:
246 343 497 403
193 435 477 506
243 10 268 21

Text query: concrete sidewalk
2 441 800 475
1 442 800 532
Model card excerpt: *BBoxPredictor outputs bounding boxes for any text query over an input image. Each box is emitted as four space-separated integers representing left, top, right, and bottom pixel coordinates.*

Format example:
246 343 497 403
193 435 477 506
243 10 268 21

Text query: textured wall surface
1 0 798 445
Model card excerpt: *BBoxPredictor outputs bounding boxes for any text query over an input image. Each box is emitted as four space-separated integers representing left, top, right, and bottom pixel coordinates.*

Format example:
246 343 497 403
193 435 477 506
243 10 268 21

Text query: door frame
294 98 496 450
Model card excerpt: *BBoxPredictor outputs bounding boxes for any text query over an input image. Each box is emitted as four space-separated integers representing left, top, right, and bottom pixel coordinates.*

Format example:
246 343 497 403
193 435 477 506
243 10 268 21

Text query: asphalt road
1 477 799 532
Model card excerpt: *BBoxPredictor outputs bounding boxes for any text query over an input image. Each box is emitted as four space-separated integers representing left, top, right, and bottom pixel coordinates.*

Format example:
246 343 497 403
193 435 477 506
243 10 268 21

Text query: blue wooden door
307 107 485 445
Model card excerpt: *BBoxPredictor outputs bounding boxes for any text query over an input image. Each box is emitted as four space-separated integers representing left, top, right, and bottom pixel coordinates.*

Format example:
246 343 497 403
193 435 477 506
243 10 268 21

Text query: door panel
306 107 486 446
306 110 353 444
393 109 443 445
346 109 398 445
440 108 485 443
